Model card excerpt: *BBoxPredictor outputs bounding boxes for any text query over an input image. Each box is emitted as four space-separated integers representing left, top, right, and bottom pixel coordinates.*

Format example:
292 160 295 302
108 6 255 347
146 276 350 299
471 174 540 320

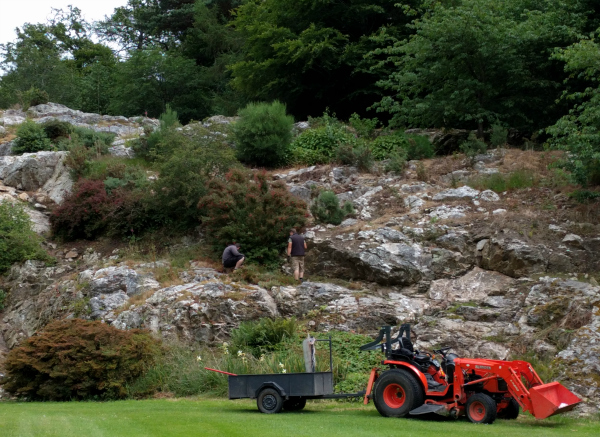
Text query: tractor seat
413 353 431 363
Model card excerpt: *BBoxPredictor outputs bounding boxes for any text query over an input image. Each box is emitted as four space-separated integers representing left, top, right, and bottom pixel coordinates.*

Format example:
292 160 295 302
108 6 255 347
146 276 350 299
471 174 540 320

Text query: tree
230 0 425 120
372 0 585 136
547 34 600 186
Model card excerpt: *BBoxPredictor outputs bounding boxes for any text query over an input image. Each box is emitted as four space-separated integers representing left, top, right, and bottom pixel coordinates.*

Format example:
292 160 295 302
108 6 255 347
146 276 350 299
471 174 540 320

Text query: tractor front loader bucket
529 382 581 419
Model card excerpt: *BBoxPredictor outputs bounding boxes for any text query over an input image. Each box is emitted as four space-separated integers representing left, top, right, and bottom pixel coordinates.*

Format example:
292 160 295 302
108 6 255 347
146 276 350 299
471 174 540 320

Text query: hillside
0 103 599 412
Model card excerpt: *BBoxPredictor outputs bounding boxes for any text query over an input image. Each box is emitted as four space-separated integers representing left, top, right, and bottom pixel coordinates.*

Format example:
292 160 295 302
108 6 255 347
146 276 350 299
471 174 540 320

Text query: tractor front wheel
466 393 497 424
283 397 307 412
373 369 424 418
257 388 283 414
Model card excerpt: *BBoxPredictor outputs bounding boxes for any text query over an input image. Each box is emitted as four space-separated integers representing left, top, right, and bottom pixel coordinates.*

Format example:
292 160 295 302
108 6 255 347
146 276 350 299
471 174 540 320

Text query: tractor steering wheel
433 347 452 357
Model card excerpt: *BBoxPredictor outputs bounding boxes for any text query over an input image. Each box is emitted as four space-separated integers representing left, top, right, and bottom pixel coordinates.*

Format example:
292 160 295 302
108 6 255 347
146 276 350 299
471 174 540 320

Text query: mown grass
0 398 597 437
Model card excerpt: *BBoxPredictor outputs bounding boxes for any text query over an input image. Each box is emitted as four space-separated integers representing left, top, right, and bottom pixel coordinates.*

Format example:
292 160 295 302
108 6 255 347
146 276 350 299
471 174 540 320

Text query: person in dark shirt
287 228 307 282
222 243 245 270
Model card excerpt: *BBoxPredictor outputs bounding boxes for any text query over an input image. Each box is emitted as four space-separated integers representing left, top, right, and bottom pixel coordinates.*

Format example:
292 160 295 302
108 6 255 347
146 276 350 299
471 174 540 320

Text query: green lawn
0 398 598 437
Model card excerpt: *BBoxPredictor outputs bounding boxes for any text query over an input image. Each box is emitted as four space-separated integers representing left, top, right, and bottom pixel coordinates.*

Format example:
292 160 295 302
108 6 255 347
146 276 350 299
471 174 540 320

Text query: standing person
222 242 245 270
287 228 307 282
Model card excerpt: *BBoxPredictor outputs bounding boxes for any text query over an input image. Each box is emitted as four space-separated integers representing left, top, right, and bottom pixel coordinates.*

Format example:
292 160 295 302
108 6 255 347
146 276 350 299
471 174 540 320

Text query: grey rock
108 145 135 158
0 141 13 156
429 267 515 302
433 186 480 202
563 233 584 249
480 190 500 202
478 238 548 278
340 218 358 227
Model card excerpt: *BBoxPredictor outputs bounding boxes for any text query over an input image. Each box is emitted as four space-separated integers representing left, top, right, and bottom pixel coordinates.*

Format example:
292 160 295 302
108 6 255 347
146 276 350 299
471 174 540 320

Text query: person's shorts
223 254 244 268
291 256 305 273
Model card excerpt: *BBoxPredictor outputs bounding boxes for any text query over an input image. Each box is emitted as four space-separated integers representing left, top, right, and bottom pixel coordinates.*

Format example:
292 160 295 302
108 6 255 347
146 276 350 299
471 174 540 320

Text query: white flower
281 369 287 374
278 362 284 368
237 350 243 357
222 342 229 347
196 355 202 362
259 354 265 362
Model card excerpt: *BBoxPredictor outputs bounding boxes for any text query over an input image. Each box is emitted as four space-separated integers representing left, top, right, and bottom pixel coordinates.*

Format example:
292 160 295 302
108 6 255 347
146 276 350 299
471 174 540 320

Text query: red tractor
361 324 581 424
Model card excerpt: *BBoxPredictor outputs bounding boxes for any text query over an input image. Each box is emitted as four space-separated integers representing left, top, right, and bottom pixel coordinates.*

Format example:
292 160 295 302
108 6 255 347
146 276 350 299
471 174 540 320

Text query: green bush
405 134 435 160
569 189 600 204
336 142 374 172
0 202 51 273
291 124 354 165
348 113 379 139
198 168 307 265
233 101 294 167
460 132 488 165
71 127 116 149
490 123 508 147
311 191 354 225
13 120 52 154
1 319 161 401
371 134 408 160
468 169 537 192
231 318 298 357
0 289 6 311
385 149 408 175
18 87 49 109
133 106 181 161
42 119 73 141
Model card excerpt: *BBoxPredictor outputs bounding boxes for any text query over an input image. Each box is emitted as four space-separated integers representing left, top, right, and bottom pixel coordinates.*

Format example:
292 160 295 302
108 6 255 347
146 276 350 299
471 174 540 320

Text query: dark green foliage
373 0 584 134
18 87 49 109
405 135 434 160
371 134 407 160
13 120 52 154
1 319 161 401
311 191 354 225
70 127 116 149
198 168 308 265
133 106 181 161
0 202 50 273
153 127 239 229
42 119 73 141
569 190 600 204
490 123 508 147
233 101 294 168
460 132 488 165
0 289 6 310
336 143 374 172
231 317 298 357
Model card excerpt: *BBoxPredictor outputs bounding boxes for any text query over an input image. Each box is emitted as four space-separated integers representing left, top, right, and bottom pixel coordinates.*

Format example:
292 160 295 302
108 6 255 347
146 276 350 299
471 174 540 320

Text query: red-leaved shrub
1 319 161 401
198 168 308 264
50 179 114 240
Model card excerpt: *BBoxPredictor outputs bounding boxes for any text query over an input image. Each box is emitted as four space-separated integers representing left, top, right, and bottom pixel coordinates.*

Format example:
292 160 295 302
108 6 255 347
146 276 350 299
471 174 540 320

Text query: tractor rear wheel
373 369 424 418
498 398 520 420
466 393 497 424
283 397 307 412
257 388 283 414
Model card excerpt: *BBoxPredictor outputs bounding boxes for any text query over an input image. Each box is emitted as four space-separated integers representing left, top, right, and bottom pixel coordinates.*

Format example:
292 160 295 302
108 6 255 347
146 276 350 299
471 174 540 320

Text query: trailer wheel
283 397 307 412
498 398 520 420
257 388 283 414
373 370 424 418
466 393 497 424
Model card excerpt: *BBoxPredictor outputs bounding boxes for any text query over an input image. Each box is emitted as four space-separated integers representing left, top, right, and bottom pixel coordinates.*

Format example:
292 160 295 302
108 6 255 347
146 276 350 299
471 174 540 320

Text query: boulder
0 151 70 194
478 238 548 278
433 186 480 201
0 141 13 157
429 267 515 303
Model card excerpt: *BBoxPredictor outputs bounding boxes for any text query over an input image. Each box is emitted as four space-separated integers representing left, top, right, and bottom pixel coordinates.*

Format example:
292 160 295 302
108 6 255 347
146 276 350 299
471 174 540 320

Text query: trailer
206 337 364 413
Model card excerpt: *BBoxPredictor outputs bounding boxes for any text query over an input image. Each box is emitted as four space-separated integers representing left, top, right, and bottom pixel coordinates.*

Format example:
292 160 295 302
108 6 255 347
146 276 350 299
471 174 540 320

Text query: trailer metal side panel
228 372 333 399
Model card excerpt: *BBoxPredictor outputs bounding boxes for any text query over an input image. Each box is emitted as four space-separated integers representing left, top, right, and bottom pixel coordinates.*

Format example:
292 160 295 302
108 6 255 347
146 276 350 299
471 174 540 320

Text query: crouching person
222 242 245 271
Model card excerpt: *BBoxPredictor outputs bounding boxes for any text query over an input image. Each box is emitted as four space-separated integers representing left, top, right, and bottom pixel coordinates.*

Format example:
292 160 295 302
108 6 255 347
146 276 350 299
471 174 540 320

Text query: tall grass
468 169 537 192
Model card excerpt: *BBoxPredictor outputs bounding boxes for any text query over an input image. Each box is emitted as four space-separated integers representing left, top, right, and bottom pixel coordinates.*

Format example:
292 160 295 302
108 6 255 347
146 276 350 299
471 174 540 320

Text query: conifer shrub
460 132 488 165
198 168 308 265
405 134 435 160
42 119 73 141
311 190 354 225
336 142 374 172
0 202 51 273
13 120 53 154
50 179 114 240
233 101 294 167
385 149 408 175
490 123 508 147
371 134 408 160
1 319 161 401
